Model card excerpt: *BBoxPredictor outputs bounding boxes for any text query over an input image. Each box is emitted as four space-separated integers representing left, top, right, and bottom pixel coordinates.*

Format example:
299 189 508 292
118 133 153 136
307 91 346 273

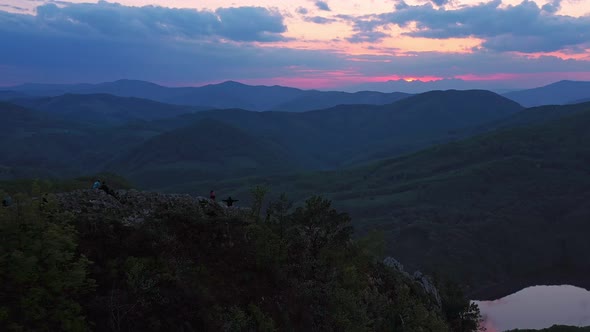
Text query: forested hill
10 93 202 125
178 103 590 298
0 188 482 331
0 89 523 185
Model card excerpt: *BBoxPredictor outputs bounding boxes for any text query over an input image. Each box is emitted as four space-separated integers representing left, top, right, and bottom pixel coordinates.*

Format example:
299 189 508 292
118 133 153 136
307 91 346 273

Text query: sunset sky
1 0 589 90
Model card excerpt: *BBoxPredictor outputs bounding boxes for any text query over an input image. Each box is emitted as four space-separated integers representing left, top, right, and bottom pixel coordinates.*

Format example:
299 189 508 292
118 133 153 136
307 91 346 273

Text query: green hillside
149 89 523 171
0 102 158 179
1 90 523 185
108 119 302 188
170 104 590 297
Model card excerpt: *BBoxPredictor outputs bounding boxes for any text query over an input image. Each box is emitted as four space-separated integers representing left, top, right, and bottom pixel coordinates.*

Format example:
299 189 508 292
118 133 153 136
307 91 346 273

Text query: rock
413 271 442 307
55 189 252 225
383 256 442 307
383 257 409 277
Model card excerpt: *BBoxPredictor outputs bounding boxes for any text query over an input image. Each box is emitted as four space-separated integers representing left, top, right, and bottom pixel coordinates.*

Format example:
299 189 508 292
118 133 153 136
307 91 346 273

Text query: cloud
349 0 590 53
0 1 589 89
0 2 344 85
394 1 410 10
296 7 309 15
344 15 389 44
315 1 331 12
304 16 337 24
0 4 28 12
346 30 389 43
215 7 287 42
429 0 450 6
0 2 287 42
542 0 562 13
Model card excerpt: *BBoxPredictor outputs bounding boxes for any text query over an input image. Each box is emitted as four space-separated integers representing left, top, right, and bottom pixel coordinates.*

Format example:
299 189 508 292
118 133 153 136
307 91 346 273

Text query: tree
250 185 269 222
0 194 95 331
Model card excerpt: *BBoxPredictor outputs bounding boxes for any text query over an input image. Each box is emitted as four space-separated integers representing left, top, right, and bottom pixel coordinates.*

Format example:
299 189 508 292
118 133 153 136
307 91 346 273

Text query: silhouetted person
99 181 118 199
92 179 101 189
2 195 12 207
210 190 216 201
222 196 239 207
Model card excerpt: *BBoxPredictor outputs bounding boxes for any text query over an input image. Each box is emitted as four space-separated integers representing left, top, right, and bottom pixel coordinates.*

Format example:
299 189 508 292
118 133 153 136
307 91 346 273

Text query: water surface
474 285 590 332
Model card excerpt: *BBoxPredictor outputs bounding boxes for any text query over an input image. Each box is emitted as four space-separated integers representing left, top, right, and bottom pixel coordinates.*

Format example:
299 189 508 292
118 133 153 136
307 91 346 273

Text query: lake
473 285 590 332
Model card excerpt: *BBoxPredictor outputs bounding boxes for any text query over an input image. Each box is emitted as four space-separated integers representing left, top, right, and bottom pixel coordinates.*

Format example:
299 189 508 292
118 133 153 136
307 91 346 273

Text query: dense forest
0 185 482 331
172 104 590 299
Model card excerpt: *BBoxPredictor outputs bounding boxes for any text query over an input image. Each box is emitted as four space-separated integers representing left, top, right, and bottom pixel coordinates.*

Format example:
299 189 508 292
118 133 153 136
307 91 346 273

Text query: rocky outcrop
56 189 252 226
383 256 442 307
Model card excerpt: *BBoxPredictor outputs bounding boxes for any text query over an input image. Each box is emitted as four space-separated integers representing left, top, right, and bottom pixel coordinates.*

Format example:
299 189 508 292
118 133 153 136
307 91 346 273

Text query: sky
0 0 589 91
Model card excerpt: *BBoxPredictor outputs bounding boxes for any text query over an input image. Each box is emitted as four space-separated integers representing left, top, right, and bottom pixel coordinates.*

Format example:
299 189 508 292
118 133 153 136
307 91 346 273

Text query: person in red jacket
210 190 216 201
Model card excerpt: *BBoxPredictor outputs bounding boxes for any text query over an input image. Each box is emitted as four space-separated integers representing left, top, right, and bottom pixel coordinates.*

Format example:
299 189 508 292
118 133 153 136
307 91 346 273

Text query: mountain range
2 79 410 112
2 79 590 299
4 79 590 112
0 89 526 184
503 80 590 107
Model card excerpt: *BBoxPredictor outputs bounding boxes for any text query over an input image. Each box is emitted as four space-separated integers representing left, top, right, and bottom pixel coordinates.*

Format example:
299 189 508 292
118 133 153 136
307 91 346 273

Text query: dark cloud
542 0 562 13
315 1 331 12
349 0 590 53
394 1 410 10
296 7 309 15
0 2 342 84
304 16 337 24
346 30 388 43
1 2 287 42
215 7 287 42
344 16 388 44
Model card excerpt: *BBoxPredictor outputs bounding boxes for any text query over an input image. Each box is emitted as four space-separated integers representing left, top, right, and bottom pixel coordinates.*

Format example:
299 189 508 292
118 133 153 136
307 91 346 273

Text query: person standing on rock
222 196 238 207
210 190 216 201
92 179 101 189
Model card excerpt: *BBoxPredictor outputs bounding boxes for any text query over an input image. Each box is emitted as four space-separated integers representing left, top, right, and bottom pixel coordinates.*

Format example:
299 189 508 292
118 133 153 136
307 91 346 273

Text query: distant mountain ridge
7 78 590 111
136 89 523 171
4 79 410 112
346 78 518 94
503 80 590 107
0 89 523 183
10 93 203 125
